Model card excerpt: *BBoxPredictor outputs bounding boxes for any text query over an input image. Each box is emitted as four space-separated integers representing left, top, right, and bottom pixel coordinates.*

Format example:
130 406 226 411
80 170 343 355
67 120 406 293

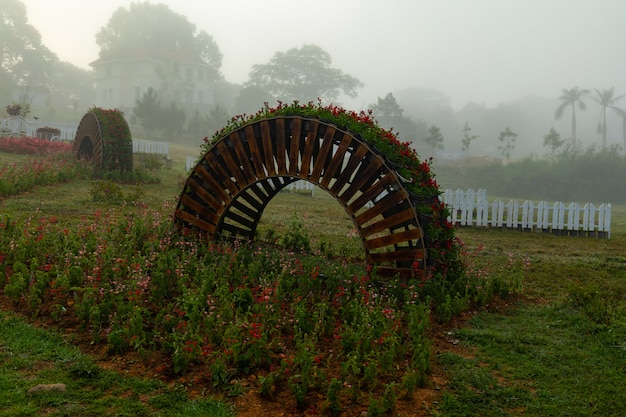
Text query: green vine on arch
200 100 463 284
89 106 133 172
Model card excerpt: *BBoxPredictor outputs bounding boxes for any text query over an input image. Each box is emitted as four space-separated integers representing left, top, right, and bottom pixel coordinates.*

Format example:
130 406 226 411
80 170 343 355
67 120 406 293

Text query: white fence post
443 189 611 238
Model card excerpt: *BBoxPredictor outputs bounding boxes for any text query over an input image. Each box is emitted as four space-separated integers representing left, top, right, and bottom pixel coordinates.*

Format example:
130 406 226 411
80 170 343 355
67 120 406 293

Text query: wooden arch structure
72 109 133 172
175 116 427 277
74 112 104 167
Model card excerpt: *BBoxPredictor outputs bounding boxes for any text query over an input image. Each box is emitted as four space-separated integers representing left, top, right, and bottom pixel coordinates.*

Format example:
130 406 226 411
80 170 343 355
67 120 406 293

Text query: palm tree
591 87 625 150
554 87 589 143
614 107 626 154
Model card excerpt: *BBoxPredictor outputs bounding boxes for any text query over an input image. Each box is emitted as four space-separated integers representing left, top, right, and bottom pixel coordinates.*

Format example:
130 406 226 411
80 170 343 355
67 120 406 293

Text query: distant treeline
461 146 626 204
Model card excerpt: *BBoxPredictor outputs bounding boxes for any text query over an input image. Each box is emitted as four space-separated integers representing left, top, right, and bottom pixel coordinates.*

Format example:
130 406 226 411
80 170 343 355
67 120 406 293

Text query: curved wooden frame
72 109 133 172
175 116 426 277
73 112 104 168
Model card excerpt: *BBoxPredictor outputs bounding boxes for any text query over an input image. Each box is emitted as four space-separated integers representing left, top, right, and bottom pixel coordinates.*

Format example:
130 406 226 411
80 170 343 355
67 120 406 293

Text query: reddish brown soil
1 295 515 416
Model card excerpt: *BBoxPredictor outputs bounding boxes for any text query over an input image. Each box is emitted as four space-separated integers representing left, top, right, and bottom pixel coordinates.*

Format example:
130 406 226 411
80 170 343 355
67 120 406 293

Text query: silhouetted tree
498 127 517 162
96 2 222 78
234 85 275 116
0 0 56 96
369 92 427 141
591 87 624 150
543 127 563 160
48 61 95 111
133 88 162 137
423 124 444 157
614 107 626 153
245 44 363 103
554 87 588 143
161 101 186 138
461 121 478 157
204 105 229 134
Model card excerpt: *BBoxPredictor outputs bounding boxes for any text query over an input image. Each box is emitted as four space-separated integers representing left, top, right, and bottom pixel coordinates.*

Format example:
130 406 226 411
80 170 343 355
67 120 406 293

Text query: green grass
0 311 234 417
436 303 626 416
432 225 626 416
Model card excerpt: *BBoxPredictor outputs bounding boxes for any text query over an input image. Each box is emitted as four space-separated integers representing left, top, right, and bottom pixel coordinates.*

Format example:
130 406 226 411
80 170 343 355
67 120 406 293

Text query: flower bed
0 136 72 155
0 203 527 413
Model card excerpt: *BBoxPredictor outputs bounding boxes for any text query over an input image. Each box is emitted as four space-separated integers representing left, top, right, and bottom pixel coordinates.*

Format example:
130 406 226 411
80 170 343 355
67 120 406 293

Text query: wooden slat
288 118 302 175
256 178 277 197
260 120 276 176
339 154 384 202
368 248 425 263
175 209 216 235
230 198 260 221
331 143 370 194
348 172 396 212
223 210 256 230
216 141 247 186
193 164 231 203
220 222 253 238
235 189 265 213
319 132 350 188
310 126 336 183
205 152 240 195
180 194 220 226
275 118 287 174
299 120 319 177
245 124 266 179
186 178 225 214
365 228 423 250
248 183 270 203
356 191 407 225
374 266 413 277
230 131 256 184
361 207 416 237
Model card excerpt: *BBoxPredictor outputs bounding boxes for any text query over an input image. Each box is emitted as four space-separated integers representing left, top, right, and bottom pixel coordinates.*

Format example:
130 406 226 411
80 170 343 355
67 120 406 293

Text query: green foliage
0 1 56 89
369 92 427 141
497 126 517 162
566 282 621 325
463 145 626 203
591 87 624 149
95 2 222 73
245 44 363 102
554 87 589 143
542 127 563 159
90 107 133 172
424 124 444 155
89 180 123 202
323 378 342 414
280 213 311 252
89 180 147 204
0 152 91 197
133 88 187 140
461 121 478 155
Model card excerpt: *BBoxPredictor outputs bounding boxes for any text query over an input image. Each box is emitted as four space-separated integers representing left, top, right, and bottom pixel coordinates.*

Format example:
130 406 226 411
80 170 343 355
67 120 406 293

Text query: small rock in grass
27 383 67 395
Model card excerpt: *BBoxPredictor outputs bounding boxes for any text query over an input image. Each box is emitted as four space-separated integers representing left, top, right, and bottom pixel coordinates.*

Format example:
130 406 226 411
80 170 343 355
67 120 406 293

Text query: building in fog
90 49 216 113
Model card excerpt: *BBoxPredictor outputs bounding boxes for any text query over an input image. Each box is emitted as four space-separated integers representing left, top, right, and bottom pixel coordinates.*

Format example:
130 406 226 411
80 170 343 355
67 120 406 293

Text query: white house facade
90 52 215 113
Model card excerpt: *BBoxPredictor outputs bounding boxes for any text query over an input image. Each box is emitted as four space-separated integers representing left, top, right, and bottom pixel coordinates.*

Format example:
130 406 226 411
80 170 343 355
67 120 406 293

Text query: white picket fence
443 189 612 238
283 180 315 196
133 139 169 156
3 119 78 141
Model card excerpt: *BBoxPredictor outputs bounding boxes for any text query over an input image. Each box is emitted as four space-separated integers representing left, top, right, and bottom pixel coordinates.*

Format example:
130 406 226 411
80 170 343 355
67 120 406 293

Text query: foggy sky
22 0 626 110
